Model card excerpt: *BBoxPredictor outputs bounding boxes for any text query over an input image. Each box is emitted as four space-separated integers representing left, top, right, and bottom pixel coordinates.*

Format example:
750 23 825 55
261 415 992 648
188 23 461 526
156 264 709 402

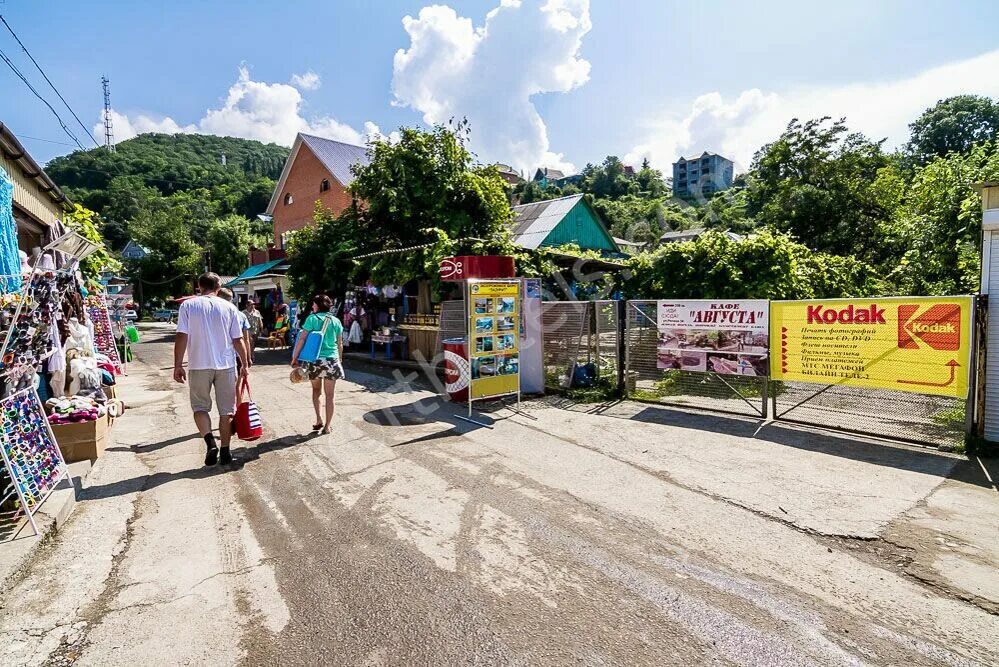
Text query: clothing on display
0 168 23 293
45 395 107 424
1 270 76 377
84 293 122 373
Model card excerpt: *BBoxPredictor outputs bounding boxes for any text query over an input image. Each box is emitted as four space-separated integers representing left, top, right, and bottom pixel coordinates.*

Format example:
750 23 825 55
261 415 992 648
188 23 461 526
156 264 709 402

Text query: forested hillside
45 134 289 295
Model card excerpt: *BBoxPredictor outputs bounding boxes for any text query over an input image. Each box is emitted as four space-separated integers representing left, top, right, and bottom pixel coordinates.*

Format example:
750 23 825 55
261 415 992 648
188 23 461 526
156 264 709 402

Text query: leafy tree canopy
907 95 999 166
63 204 121 287
288 123 516 300
747 117 891 258
623 229 878 300
346 122 514 287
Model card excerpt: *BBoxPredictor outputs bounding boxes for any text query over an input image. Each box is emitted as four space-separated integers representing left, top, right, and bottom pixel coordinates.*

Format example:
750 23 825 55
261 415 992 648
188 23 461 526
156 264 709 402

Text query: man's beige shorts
189 368 237 416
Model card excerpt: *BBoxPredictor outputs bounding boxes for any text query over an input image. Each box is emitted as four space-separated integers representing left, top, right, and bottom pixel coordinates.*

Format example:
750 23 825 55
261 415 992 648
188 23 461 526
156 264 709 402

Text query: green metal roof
226 259 287 286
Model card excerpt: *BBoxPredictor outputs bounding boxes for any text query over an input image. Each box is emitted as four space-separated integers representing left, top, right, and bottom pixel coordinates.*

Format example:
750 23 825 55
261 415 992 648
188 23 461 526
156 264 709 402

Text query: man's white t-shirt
177 295 243 370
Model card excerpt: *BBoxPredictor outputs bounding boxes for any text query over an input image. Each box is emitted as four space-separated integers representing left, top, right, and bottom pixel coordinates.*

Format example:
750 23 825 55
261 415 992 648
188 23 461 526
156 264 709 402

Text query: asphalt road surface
0 323 996 666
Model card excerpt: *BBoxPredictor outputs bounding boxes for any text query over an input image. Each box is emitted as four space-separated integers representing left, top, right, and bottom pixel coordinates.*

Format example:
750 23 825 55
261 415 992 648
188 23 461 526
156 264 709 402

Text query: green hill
46 133 289 249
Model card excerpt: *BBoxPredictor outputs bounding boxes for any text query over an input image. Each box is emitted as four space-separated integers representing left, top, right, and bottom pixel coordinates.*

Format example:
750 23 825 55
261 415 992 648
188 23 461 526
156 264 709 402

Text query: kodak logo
898 304 961 351
806 304 886 324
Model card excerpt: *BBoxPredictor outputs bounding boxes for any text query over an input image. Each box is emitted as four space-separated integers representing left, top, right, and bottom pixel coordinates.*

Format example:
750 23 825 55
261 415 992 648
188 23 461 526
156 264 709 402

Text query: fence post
616 299 627 398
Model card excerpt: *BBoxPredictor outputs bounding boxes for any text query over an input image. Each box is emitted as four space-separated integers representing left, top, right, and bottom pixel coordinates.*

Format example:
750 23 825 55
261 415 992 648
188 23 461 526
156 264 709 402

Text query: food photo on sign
656 300 769 376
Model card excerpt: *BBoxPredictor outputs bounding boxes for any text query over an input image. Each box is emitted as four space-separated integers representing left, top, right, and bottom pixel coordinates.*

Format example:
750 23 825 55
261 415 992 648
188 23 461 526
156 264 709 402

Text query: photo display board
0 388 67 533
656 300 769 376
770 296 973 398
85 293 122 372
467 280 521 399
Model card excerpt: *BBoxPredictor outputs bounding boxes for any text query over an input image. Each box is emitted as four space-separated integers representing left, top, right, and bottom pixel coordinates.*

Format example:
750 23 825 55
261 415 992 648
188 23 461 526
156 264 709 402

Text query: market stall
0 230 123 537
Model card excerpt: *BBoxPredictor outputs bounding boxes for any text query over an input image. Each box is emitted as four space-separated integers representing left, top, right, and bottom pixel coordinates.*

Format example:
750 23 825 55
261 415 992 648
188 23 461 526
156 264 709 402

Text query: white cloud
289 70 321 91
391 0 591 175
626 49 999 173
98 66 370 147
101 110 196 141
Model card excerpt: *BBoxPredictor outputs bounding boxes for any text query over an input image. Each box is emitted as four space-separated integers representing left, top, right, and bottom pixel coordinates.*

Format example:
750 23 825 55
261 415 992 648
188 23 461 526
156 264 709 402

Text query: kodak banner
770 296 973 398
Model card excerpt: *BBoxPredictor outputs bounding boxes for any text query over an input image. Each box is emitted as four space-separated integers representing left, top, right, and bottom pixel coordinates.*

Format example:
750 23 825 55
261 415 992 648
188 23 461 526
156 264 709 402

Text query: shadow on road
80 433 314 501
556 400 988 487
106 432 203 454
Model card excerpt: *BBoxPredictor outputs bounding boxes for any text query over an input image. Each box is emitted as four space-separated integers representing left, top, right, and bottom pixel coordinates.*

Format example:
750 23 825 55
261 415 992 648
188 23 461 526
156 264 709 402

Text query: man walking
174 273 250 466
243 300 263 362
220 288 252 374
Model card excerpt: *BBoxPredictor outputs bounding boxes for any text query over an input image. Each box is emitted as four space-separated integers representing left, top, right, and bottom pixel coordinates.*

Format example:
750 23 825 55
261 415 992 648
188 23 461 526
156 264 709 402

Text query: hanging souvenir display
0 269 76 378
0 168 22 293
84 292 122 373
0 388 68 537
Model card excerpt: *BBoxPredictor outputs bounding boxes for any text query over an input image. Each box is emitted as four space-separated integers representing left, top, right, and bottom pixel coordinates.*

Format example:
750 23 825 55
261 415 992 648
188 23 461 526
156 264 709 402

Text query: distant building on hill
672 152 734 198
533 167 583 190
494 163 523 185
265 132 371 249
120 240 148 260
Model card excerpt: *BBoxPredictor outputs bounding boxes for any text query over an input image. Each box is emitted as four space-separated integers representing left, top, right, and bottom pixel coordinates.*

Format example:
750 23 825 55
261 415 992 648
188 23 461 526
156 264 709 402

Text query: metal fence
771 382 966 447
540 301 619 390
624 301 768 417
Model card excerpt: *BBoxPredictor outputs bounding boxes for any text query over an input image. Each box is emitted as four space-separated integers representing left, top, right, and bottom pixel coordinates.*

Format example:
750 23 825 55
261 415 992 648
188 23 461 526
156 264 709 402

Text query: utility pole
101 76 115 152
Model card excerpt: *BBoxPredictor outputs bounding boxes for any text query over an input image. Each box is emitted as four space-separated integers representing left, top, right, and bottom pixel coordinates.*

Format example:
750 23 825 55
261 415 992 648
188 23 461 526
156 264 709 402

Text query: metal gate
541 300 619 390
624 301 767 418
769 298 983 448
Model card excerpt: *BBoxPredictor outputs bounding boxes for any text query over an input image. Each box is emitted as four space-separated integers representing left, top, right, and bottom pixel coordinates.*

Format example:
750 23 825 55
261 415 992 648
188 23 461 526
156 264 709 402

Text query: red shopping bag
234 377 263 441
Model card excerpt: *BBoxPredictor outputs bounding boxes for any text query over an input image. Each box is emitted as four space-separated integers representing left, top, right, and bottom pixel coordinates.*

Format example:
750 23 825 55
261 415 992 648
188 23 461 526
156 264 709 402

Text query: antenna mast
101 76 115 152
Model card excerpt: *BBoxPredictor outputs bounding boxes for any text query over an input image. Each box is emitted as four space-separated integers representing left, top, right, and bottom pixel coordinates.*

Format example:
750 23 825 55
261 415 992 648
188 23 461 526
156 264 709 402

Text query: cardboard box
51 415 109 463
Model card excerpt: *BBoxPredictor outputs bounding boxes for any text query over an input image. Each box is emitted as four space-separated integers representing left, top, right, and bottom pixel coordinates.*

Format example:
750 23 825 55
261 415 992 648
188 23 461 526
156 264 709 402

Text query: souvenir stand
0 231 101 537
85 292 122 373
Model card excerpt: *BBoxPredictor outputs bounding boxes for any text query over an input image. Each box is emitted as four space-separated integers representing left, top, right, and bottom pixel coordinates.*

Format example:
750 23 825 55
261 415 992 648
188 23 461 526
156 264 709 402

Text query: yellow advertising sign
467 280 521 399
770 296 973 398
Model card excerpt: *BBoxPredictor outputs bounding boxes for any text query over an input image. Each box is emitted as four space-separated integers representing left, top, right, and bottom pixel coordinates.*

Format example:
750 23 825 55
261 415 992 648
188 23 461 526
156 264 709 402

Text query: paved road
0 323 996 665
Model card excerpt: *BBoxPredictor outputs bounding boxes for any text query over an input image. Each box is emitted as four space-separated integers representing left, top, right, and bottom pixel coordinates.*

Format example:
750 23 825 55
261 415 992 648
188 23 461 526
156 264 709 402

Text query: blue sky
3 0 999 172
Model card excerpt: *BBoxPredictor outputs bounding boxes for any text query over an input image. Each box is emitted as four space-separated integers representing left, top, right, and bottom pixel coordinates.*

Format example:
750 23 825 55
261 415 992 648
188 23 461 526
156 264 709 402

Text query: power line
0 45 86 151
18 135 80 148
0 15 101 149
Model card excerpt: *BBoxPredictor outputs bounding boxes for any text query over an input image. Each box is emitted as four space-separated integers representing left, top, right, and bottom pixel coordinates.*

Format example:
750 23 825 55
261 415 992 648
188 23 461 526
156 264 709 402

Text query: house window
284 193 293 205
320 179 330 193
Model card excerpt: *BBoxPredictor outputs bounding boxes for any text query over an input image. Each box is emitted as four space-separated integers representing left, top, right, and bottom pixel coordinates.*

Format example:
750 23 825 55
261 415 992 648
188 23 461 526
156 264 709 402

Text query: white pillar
977 182 999 441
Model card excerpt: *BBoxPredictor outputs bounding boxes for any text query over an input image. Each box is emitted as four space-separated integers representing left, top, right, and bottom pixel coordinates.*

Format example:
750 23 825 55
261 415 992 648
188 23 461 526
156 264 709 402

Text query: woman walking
291 295 345 434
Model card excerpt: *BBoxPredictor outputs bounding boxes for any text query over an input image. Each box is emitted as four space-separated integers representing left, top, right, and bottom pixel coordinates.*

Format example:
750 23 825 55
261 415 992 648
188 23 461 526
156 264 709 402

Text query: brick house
265 133 371 248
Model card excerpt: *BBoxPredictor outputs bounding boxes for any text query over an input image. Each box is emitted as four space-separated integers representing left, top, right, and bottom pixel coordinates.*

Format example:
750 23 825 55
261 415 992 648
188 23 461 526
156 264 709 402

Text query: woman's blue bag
297 314 330 363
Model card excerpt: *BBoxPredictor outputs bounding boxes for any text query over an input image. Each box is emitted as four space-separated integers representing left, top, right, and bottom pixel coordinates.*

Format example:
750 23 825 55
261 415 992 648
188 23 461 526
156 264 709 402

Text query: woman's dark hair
313 294 333 313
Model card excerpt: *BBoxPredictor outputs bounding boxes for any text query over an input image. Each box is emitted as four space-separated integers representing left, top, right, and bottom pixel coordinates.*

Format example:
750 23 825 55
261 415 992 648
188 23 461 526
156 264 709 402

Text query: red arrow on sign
897 360 960 388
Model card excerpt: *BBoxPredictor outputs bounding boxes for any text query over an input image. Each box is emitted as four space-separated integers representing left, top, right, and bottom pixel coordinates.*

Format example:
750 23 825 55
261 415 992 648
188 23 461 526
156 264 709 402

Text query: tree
583 156 635 199
881 142 999 295
747 117 891 258
634 163 667 197
286 203 366 301
127 205 203 301
345 122 513 289
623 229 878 300
64 204 120 287
206 214 256 277
48 133 289 251
907 95 999 165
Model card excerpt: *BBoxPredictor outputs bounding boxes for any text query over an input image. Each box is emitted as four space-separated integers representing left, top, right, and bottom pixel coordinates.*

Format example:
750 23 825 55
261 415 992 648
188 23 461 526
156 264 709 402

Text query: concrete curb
0 445 99 591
